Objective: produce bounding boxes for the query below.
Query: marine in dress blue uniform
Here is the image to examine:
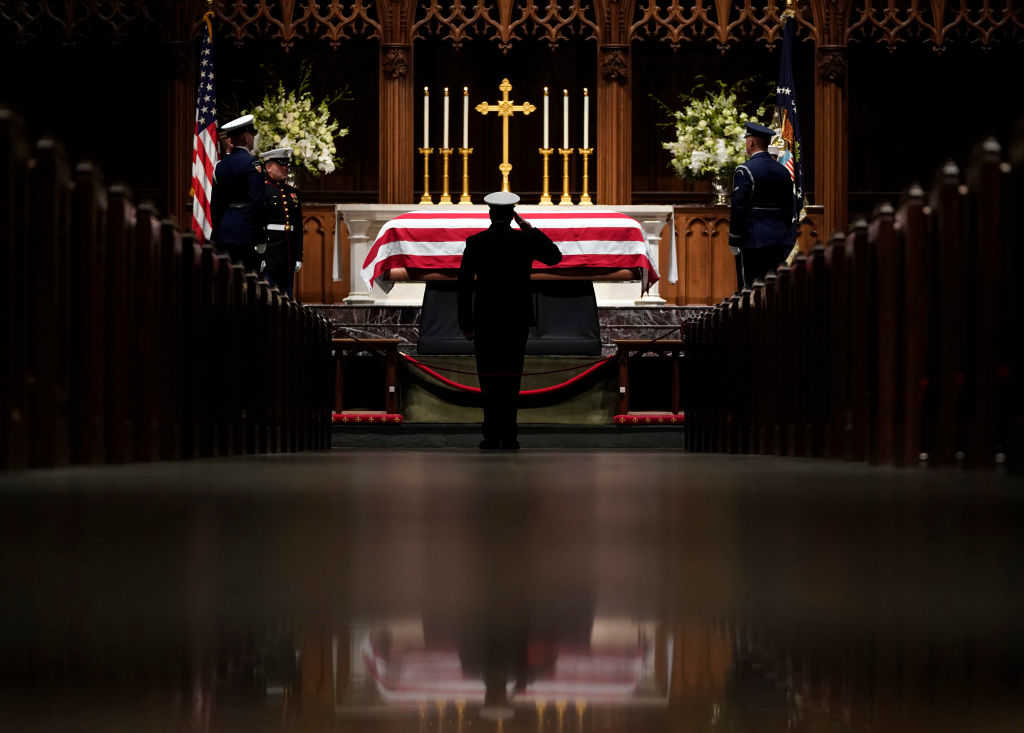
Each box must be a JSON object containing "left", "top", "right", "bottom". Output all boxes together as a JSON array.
[
  {"left": 457, "top": 192, "right": 563, "bottom": 450},
  {"left": 257, "top": 148, "right": 303, "bottom": 298},
  {"left": 728, "top": 121, "right": 796, "bottom": 289},
  {"left": 210, "top": 114, "right": 265, "bottom": 273}
]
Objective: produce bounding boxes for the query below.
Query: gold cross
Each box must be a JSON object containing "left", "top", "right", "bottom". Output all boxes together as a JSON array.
[{"left": 475, "top": 78, "right": 535, "bottom": 193}]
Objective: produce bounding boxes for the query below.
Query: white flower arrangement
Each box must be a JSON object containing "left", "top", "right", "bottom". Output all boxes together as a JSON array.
[
  {"left": 662, "top": 84, "right": 765, "bottom": 181},
  {"left": 251, "top": 78, "right": 348, "bottom": 176}
]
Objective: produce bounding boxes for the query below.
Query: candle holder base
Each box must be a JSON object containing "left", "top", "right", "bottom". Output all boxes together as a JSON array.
[
  {"left": 457, "top": 147, "right": 474, "bottom": 205},
  {"left": 418, "top": 147, "right": 435, "bottom": 205},
  {"left": 557, "top": 147, "right": 575, "bottom": 207},
  {"left": 538, "top": 147, "right": 554, "bottom": 206},
  {"left": 439, "top": 147, "right": 454, "bottom": 204},
  {"left": 578, "top": 147, "right": 594, "bottom": 206}
]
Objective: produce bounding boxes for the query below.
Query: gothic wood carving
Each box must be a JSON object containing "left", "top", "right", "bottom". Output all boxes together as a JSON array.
[
  {"left": 846, "top": 0, "right": 1023, "bottom": 50},
  {"left": 631, "top": 0, "right": 816, "bottom": 51},
  {"left": 5, "top": 2, "right": 1020, "bottom": 50},
  {"left": 816, "top": 44, "right": 847, "bottom": 85},
  {"left": 381, "top": 43, "right": 410, "bottom": 76},
  {"left": 209, "top": 0, "right": 382, "bottom": 48},
  {"left": 411, "top": 0, "right": 598, "bottom": 53},
  {"left": 600, "top": 44, "right": 629, "bottom": 82},
  {"left": 0, "top": 0, "right": 156, "bottom": 43}
]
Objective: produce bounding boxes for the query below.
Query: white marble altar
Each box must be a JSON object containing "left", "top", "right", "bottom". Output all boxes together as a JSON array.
[{"left": 334, "top": 204, "right": 672, "bottom": 307}]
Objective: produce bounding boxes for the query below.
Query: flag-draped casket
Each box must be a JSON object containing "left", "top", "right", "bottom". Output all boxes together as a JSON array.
[{"left": 362, "top": 209, "right": 659, "bottom": 293}]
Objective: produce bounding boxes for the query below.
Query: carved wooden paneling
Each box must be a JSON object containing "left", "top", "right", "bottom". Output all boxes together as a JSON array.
[
  {"left": 666, "top": 204, "right": 824, "bottom": 305},
  {"left": 631, "top": 0, "right": 816, "bottom": 50},
  {"left": 668, "top": 208, "right": 737, "bottom": 305},
  {"left": 846, "top": 0, "right": 1023, "bottom": 49},
  {"left": 411, "top": 0, "right": 598, "bottom": 52},
  {"left": 297, "top": 205, "right": 347, "bottom": 303},
  {"left": 210, "top": 0, "right": 382, "bottom": 48},
  {"left": 5, "top": 1, "right": 1020, "bottom": 49},
  {"left": 0, "top": 0, "right": 157, "bottom": 43}
]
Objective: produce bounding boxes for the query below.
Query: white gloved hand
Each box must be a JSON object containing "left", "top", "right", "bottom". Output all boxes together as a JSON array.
[{"left": 294, "top": 261, "right": 302, "bottom": 273}]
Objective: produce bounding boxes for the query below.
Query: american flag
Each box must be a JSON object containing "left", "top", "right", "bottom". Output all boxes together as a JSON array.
[
  {"left": 362, "top": 209, "right": 658, "bottom": 293},
  {"left": 190, "top": 16, "right": 218, "bottom": 242},
  {"left": 778, "top": 149, "right": 796, "bottom": 179}
]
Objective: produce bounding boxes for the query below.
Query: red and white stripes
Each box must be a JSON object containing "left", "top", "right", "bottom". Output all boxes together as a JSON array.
[
  {"left": 191, "top": 119, "right": 218, "bottom": 242},
  {"left": 361, "top": 209, "right": 657, "bottom": 291}
]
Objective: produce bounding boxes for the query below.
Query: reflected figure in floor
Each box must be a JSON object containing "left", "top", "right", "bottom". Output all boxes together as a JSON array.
[{"left": 458, "top": 192, "right": 563, "bottom": 450}]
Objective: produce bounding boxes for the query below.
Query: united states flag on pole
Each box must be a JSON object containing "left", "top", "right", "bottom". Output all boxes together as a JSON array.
[{"left": 191, "top": 14, "right": 218, "bottom": 242}]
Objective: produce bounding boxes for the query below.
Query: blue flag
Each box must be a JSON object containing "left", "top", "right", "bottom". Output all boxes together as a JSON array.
[{"left": 776, "top": 15, "right": 805, "bottom": 228}]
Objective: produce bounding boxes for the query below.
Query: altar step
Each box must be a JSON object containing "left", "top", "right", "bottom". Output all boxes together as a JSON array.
[{"left": 331, "top": 422, "right": 684, "bottom": 451}]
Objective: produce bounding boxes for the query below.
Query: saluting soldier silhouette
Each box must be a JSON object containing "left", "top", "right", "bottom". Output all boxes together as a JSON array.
[{"left": 458, "top": 192, "right": 563, "bottom": 450}]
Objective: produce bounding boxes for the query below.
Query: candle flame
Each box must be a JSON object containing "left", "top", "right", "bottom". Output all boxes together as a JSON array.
[
  {"left": 444, "top": 87, "right": 449, "bottom": 95},
  {"left": 463, "top": 86, "right": 468, "bottom": 94},
  {"left": 583, "top": 88, "right": 588, "bottom": 96},
  {"left": 424, "top": 87, "right": 429, "bottom": 94},
  {"left": 563, "top": 89, "right": 568, "bottom": 96},
  {"left": 544, "top": 86, "right": 549, "bottom": 94}
]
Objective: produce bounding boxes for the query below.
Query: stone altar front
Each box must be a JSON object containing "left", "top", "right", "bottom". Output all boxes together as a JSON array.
[{"left": 332, "top": 204, "right": 673, "bottom": 307}]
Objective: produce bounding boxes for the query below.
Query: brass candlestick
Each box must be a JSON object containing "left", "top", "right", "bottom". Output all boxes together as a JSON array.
[
  {"left": 578, "top": 147, "right": 593, "bottom": 205},
  {"left": 538, "top": 148, "right": 554, "bottom": 205},
  {"left": 458, "top": 147, "right": 473, "bottom": 205},
  {"left": 558, "top": 148, "right": 575, "bottom": 206},
  {"left": 418, "top": 147, "right": 434, "bottom": 205},
  {"left": 439, "top": 148, "right": 454, "bottom": 204}
]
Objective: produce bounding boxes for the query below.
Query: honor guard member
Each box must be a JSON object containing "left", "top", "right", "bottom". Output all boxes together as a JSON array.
[
  {"left": 210, "top": 114, "right": 264, "bottom": 272},
  {"left": 258, "top": 147, "right": 303, "bottom": 297},
  {"left": 728, "top": 121, "right": 796, "bottom": 289},
  {"left": 457, "top": 192, "right": 563, "bottom": 450}
]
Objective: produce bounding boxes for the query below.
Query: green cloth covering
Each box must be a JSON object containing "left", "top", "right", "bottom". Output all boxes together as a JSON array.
[{"left": 401, "top": 355, "right": 617, "bottom": 425}]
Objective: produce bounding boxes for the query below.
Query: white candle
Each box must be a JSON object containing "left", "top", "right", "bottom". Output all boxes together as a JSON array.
[
  {"left": 462, "top": 87, "right": 469, "bottom": 149},
  {"left": 562, "top": 88, "right": 569, "bottom": 149},
  {"left": 583, "top": 87, "right": 589, "bottom": 149},
  {"left": 443, "top": 87, "right": 449, "bottom": 149},
  {"left": 543, "top": 87, "right": 549, "bottom": 149},
  {"left": 423, "top": 87, "right": 429, "bottom": 149}
]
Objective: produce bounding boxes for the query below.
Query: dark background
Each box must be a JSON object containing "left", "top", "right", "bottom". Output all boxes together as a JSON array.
[{"left": 1, "top": 27, "right": 1020, "bottom": 215}]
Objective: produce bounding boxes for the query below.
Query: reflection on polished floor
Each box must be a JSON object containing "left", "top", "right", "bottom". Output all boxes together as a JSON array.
[{"left": 2, "top": 451, "right": 1022, "bottom": 732}]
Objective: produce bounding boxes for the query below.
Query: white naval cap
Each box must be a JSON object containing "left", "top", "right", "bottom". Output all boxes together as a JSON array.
[
  {"left": 483, "top": 191, "right": 520, "bottom": 206},
  {"left": 260, "top": 147, "right": 292, "bottom": 163},
  {"left": 221, "top": 113, "right": 256, "bottom": 134}
]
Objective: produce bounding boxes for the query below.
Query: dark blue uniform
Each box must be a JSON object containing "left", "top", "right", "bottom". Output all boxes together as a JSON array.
[
  {"left": 259, "top": 175, "right": 303, "bottom": 298},
  {"left": 728, "top": 150, "right": 796, "bottom": 288},
  {"left": 210, "top": 147, "right": 264, "bottom": 271}
]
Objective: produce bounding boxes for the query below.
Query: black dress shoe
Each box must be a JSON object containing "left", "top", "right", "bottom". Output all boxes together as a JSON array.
[
  {"left": 479, "top": 440, "right": 501, "bottom": 450},
  {"left": 500, "top": 440, "right": 520, "bottom": 450}
]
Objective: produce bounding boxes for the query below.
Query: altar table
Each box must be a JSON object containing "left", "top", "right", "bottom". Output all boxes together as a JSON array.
[{"left": 335, "top": 204, "right": 673, "bottom": 307}]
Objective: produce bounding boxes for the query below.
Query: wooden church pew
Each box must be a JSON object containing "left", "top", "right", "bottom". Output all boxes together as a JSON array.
[
  {"left": 70, "top": 161, "right": 108, "bottom": 465},
  {"left": 26, "top": 137, "right": 72, "bottom": 468}
]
